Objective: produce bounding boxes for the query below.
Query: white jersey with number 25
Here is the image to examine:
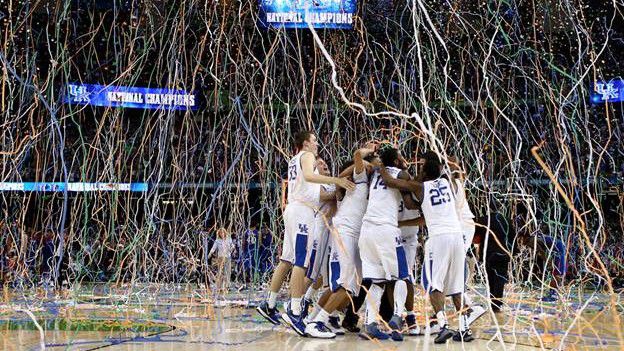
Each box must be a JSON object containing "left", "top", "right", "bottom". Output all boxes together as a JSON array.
[{"left": 421, "top": 177, "right": 462, "bottom": 236}]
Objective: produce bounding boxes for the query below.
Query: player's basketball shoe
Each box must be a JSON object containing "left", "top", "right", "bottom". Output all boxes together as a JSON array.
[
  {"left": 256, "top": 301, "right": 280, "bottom": 325},
  {"left": 434, "top": 325, "right": 455, "bottom": 344},
  {"left": 425, "top": 317, "right": 441, "bottom": 335},
  {"left": 405, "top": 314, "right": 423, "bottom": 335},
  {"left": 453, "top": 328, "right": 475, "bottom": 342},
  {"left": 282, "top": 308, "right": 307, "bottom": 336},
  {"left": 388, "top": 315, "right": 404, "bottom": 341},
  {"left": 327, "top": 316, "right": 346, "bottom": 335},
  {"left": 359, "top": 322, "right": 390, "bottom": 340},
  {"left": 305, "top": 321, "right": 336, "bottom": 339}
]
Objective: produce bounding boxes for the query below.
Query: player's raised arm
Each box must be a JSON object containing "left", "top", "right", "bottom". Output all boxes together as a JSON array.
[
  {"left": 446, "top": 155, "right": 463, "bottom": 194},
  {"left": 354, "top": 147, "right": 375, "bottom": 174},
  {"left": 301, "top": 152, "right": 355, "bottom": 191}
]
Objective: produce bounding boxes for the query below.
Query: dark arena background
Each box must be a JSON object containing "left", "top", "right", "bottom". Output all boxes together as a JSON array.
[{"left": 0, "top": 0, "right": 623, "bottom": 350}]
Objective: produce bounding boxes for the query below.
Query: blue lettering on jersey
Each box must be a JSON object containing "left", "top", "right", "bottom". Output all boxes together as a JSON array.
[
  {"left": 372, "top": 173, "right": 387, "bottom": 190},
  {"left": 429, "top": 184, "right": 451, "bottom": 206},
  {"left": 288, "top": 164, "right": 297, "bottom": 181}
]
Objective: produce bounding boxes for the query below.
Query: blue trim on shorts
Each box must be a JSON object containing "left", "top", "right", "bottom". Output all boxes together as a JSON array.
[
  {"left": 422, "top": 259, "right": 432, "bottom": 292},
  {"left": 330, "top": 261, "right": 341, "bottom": 292},
  {"left": 306, "top": 247, "right": 317, "bottom": 278},
  {"left": 396, "top": 246, "right": 409, "bottom": 280},
  {"left": 294, "top": 233, "right": 308, "bottom": 268}
]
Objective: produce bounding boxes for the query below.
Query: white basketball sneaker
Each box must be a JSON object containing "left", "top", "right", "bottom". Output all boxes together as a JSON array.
[{"left": 305, "top": 321, "right": 337, "bottom": 339}]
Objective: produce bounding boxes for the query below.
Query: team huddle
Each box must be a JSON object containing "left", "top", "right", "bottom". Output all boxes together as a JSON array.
[{"left": 256, "top": 130, "right": 485, "bottom": 343}]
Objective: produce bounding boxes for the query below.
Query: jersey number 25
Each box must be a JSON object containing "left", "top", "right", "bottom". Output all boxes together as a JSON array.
[{"left": 429, "top": 186, "right": 450, "bottom": 206}]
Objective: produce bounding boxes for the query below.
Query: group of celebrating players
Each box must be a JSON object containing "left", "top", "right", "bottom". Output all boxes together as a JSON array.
[{"left": 256, "top": 130, "right": 486, "bottom": 343}]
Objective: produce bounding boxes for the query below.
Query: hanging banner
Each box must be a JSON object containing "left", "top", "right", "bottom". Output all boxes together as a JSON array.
[
  {"left": 0, "top": 182, "right": 148, "bottom": 192},
  {"left": 65, "top": 83, "right": 198, "bottom": 110},
  {"left": 259, "top": 0, "right": 357, "bottom": 29}
]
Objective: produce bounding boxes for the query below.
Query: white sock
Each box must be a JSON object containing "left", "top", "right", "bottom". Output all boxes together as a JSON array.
[
  {"left": 393, "top": 280, "right": 407, "bottom": 316},
  {"left": 268, "top": 291, "right": 278, "bottom": 309},
  {"left": 365, "top": 284, "right": 384, "bottom": 325},
  {"left": 305, "top": 286, "right": 318, "bottom": 301},
  {"left": 406, "top": 310, "right": 415, "bottom": 317},
  {"left": 436, "top": 310, "right": 447, "bottom": 327},
  {"left": 291, "top": 297, "right": 302, "bottom": 316},
  {"left": 313, "top": 308, "right": 330, "bottom": 324},
  {"left": 330, "top": 310, "right": 339, "bottom": 318},
  {"left": 310, "top": 303, "right": 322, "bottom": 319}
]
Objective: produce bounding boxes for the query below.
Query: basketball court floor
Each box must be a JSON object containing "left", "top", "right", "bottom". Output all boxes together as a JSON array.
[{"left": 0, "top": 283, "right": 622, "bottom": 350}]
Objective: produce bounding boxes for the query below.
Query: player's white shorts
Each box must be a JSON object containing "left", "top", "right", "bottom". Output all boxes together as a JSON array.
[
  {"left": 306, "top": 214, "right": 331, "bottom": 281},
  {"left": 421, "top": 233, "right": 465, "bottom": 296},
  {"left": 328, "top": 224, "right": 362, "bottom": 295},
  {"left": 280, "top": 203, "right": 316, "bottom": 268},
  {"left": 462, "top": 220, "right": 476, "bottom": 252},
  {"left": 401, "top": 234, "right": 418, "bottom": 282},
  {"left": 359, "top": 221, "right": 409, "bottom": 282}
]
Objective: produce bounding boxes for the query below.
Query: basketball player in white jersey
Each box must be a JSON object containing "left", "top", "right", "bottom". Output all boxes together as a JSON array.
[
  {"left": 298, "top": 158, "right": 337, "bottom": 336},
  {"left": 359, "top": 146, "right": 413, "bottom": 342},
  {"left": 256, "top": 131, "right": 354, "bottom": 337},
  {"left": 377, "top": 151, "right": 474, "bottom": 343},
  {"left": 303, "top": 158, "right": 336, "bottom": 286},
  {"left": 305, "top": 147, "right": 376, "bottom": 338}
]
